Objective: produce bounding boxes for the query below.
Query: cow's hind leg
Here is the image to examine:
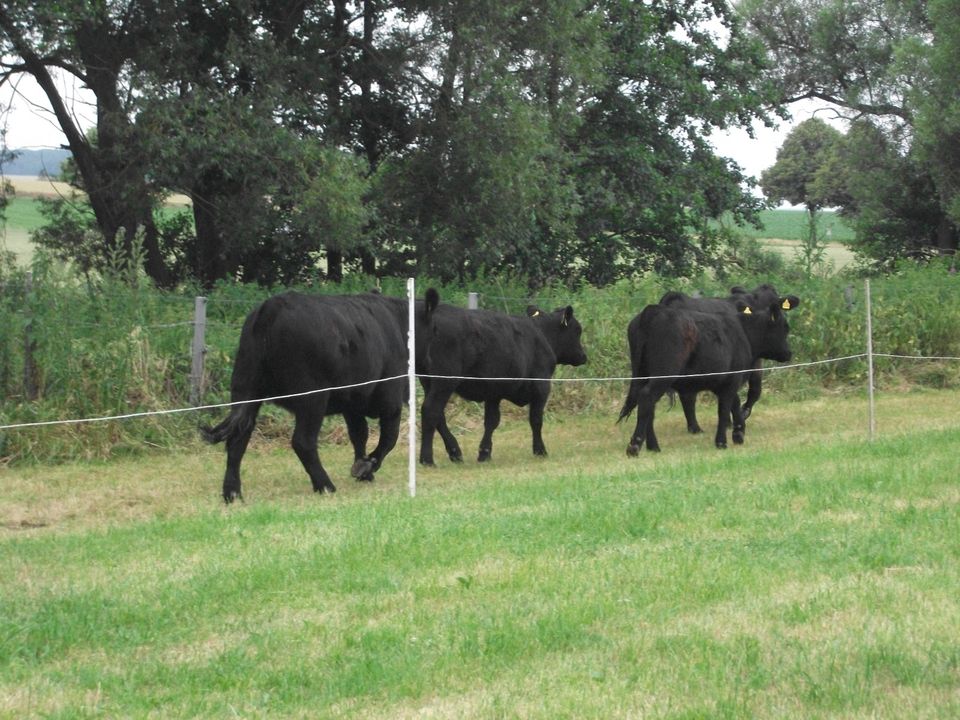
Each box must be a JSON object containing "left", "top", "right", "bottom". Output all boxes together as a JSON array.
[
  {"left": 344, "top": 412, "right": 373, "bottom": 481},
  {"left": 731, "top": 394, "right": 746, "bottom": 445},
  {"left": 291, "top": 403, "right": 336, "bottom": 494},
  {"left": 680, "top": 391, "right": 703, "bottom": 434},
  {"left": 627, "top": 383, "right": 666, "bottom": 456},
  {"left": 420, "top": 382, "right": 458, "bottom": 466},
  {"left": 714, "top": 388, "right": 737, "bottom": 449},
  {"left": 353, "top": 406, "right": 402, "bottom": 480},
  {"left": 436, "top": 413, "right": 463, "bottom": 463},
  {"left": 221, "top": 402, "right": 261, "bottom": 503},
  {"left": 478, "top": 399, "right": 501, "bottom": 462},
  {"left": 529, "top": 387, "right": 550, "bottom": 456}
]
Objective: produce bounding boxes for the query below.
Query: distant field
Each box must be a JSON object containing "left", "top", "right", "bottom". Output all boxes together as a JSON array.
[
  {"left": 742, "top": 208, "right": 856, "bottom": 243},
  {"left": 2, "top": 177, "right": 191, "bottom": 262},
  {"left": 3, "top": 188, "right": 859, "bottom": 270}
]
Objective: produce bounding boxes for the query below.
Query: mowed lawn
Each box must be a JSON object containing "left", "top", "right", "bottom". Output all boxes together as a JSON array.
[{"left": 2, "top": 388, "right": 960, "bottom": 718}]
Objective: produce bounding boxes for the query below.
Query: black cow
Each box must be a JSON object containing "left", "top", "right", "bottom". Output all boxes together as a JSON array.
[
  {"left": 419, "top": 303, "right": 588, "bottom": 465},
  {"left": 659, "top": 284, "right": 799, "bottom": 433},
  {"left": 202, "top": 289, "right": 439, "bottom": 502},
  {"left": 618, "top": 294, "right": 797, "bottom": 454}
]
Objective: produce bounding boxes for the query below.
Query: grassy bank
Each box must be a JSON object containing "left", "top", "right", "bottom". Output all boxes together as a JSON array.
[{"left": 2, "top": 390, "right": 960, "bottom": 718}]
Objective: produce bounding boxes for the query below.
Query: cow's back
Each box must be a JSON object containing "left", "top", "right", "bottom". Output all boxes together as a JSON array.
[
  {"left": 428, "top": 304, "right": 555, "bottom": 401},
  {"left": 239, "top": 292, "right": 406, "bottom": 413},
  {"left": 631, "top": 305, "right": 752, "bottom": 384}
]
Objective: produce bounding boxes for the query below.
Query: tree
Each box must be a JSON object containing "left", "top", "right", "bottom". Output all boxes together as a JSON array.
[
  {"left": 0, "top": 1, "right": 174, "bottom": 285},
  {"left": 741, "top": 0, "right": 959, "bottom": 257},
  {"left": 761, "top": 118, "right": 845, "bottom": 274}
]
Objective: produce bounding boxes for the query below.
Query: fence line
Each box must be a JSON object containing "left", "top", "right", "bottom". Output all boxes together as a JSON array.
[{"left": 1, "top": 352, "right": 956, "bottom": 432}]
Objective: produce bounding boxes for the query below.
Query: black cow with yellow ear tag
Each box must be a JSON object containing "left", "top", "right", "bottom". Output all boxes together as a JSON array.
[
  {"left": 658, "top": 285, "right": 800, "bottom": 433},
  {"left": 419, "top": 301, "right": 587, "bottom": 466},
  {"left": 619, "top": 290, "right": 796, "bottom": 455}
]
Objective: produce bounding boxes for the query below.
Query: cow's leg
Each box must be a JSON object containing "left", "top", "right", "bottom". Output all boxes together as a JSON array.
[
  {"left": 714, "top": 388, "right": 736, "bottom": 449},
  {"left": 680, "top": 391, "right": 703, "bottom": 434},
  {"left": 420, "top": 383, "right": 458, "bottom": 466},
  {"left": 344, "top": 412, "right": 372, "bottom": 480},
  {"left": 353, "top": 405, "right": 402, "bottom": 481},
  {"left": 731, "top": 393, "right": 746, "bottom": 445},
  {"left": 644, "top": 402, "right": 661, "bottom": 452},
  {"left": 291, "top": 402, "right": 336, "bottom": 494},
  {"left": 436, "top": 412, "right": 463, "bottom": 462},
  {"left": 529, "top": 389, "right": 549, "bottom": 456},
  {"left": 628, "top": 383, "right": 665, "bottom": 456},
  {"left": 478, "top": 399, "right": 502, "bottom": 462},
  {"left": 742, "top": 362, "right": 762, "bottom": 421},
  {"left": 221, "top": 402, "right": 262, "bottom": 503}
]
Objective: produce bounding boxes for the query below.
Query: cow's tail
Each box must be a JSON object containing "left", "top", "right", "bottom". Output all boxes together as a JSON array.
[
  {"left": 200, "top": 403, "right": 258, "bottom": 445},
  {"left": 200, "top": 301, "right": 268, "bottom": 445},
  {"left": 618, "top": 380, "right": 641, "bottom": 423},
  {"left": 617, "top": 317, "right": 646, "bottom": 423}
]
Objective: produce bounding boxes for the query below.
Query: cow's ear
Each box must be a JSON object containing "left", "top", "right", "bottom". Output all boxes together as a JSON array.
[
  {"left": 425, "top": 288, "right": 440, "bottom": 314},
  {"left": 780, "top": 295, "right": 800, "bottom": 310},
  {"left": 562, "top": 305, "right": 574, "bottom": 327},
  {"left": 527, "top": 305, "right": 541, "bottom": 317},
  {"left": 730, "top": 285, "right": 747, "bottom": 295}
]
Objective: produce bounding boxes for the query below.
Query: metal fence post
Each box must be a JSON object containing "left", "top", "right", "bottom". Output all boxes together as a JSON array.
[
  {"left": 468, "top": 291, "right": 478, "bottom": 310},
  {"left": 190, "top": 296, "right": 207, "bottom": 405}
]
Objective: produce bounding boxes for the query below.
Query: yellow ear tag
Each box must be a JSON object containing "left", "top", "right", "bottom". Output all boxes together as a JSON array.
[
  {"left": 532, "top": 310, "right": 540, "bottom": 316},
  {"left": 781, "top": 299, "right": 791, "bottom": 309},
  {"left": 743, "top": 306, "right": 752, "bottom": 315}
]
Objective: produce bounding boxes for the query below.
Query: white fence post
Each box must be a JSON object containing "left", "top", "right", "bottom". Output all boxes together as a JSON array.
[
  {"left": 468, "top": 291, "right": 479, "bottom": 310},
  {"left": 189, "top": 296, "right": 207, "bottom": 406},
  {"left": 407, "top": 278, "right": 417, "bottom": 497},
  {"left": 865, "top": 279, "right": 876, "bottom": 440}
]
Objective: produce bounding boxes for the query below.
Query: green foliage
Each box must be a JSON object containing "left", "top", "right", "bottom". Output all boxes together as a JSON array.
[
  {"left": 3, "top": 0, "right": 779, "bottom": 288},
  {"left": 834, "top": 120, "right": 947, "bottom": 267},
  {"left": 744, "top": 0, "right": 959, "bottom": 259}
]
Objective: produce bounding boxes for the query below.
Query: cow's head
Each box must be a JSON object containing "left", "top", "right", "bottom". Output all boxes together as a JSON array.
[
  {"left": 736, "top": 297, "right": 797, "bottom": 363},
  {"left": 527, "top": 305, "right": 588, "bottom": 367}
]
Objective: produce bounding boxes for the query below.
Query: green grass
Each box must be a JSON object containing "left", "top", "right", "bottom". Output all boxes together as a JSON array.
[
  {"left": 2, "top": 389, "right": 959, "bottom": 718},
  {"left": 1, "top": 197, "right": 46, "bottom": 261},
  {"left": 738, "top": 209, "right": 856, "bottom": 244}
]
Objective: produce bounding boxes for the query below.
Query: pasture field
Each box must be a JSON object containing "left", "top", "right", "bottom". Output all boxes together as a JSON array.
[
  {"left": 2, "top": 389, "right": 960, "bottom": 718},
  {"left": 743, "top": 209, "right": 856, "bottom": 244}
]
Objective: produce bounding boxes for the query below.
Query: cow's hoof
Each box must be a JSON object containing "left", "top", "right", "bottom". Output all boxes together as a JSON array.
[
  {"left": 647, "top": 445, "right": 661, "bottom": 453},
  {"left": 741, "top": 406, "right": 753, "bottom": 421},
  {"left": 448, "top": 452, "right": 463, "bottom": 463},
  {"left": 222, "top": 490, "right": 242, "bottom": 504},
  {"left": 313, "top": 482, "right": 337, "bottom": 494},
  {"left": 716, "top": 441, "right": 728, "bottom": 449},
  {"left": 687, "top": 426, "right": 703, "bottom": 435},
  {"left": 419, "top": 458, "right": 436, "bottom": 467},
  {"left": 732, "top": 430, "right": 744, "bottom": 445},
  {"left": 477, "top": 449, "right": 492, "bottom": 462},
  {"left": 351, "top": 458, "right": 376, "bottom": 481},
  {"left": 626, "top": 443, "right": 640, "bottom": 457},
  {"left": 533, "top": 448, "right": 547, "bottom": 457}
]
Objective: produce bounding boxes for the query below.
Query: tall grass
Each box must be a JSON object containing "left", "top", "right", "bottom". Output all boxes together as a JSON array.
[
  {"left": 1, "top": 258, "right": 959, "bottom": 463},
  {"left": 2, "top": 393, "right": 959, "bottom": 718}
]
